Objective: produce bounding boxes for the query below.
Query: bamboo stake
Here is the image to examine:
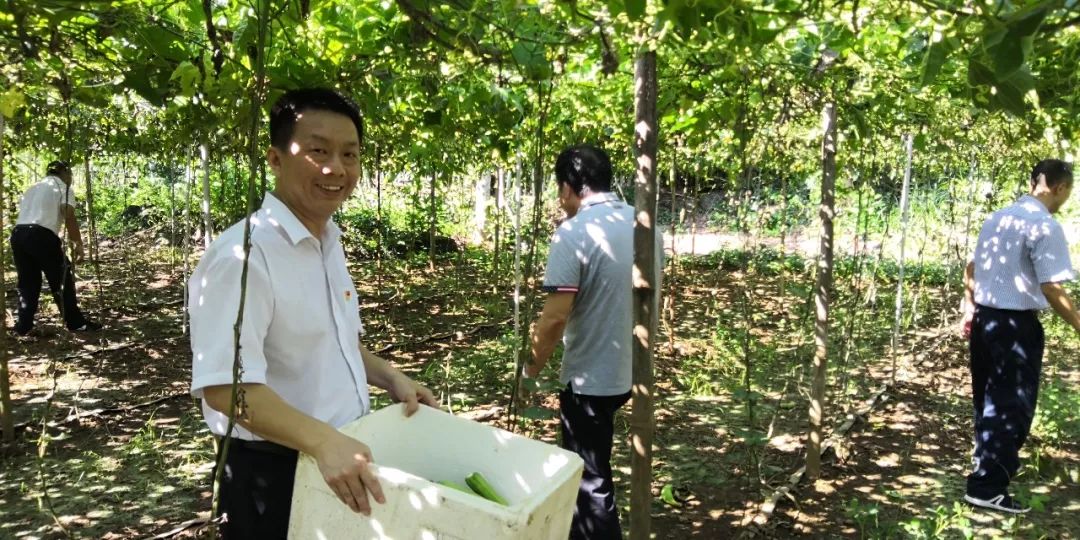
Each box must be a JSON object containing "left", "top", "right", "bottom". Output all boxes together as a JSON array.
[
  {"left": 200, "top": 144, "right": 214, "bottom": 247},
  {"left": 429, "top": 172, "right": 436, "bottom": 271},
  {"left": 184, "top": 147, "right": 194, "bottom": 334},
  {"left": 890, "top": 134, "right": 914, "bottom": 384},
  {"left": 493, "top": 167, "right": 503, "bottom": 284},
  {"left": 84, "top": 152, "right": 103, "bottom": 314},
  {"left": 83, "top": 156, "right": 98, "bottom": 265},
  {"left": 505, "top": 160, "right": 524, "bottom": 430}
]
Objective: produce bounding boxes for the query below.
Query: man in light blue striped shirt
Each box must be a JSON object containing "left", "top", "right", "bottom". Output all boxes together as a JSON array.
[{"left": 961, "top": 159, "right": 1080, "bottom": 513}]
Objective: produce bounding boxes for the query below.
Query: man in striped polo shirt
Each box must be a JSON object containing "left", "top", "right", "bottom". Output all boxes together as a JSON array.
[
  {"left": 525, "top": 144, "right": 661, "bottom": 540},
  {"left": 961, "top": 159, "right": 1080, "bottom": 513}
]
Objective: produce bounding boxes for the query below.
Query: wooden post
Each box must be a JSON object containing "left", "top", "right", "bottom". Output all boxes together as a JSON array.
[
  {"left": 630, "top": 49, "right": 659, "bottom": 540},
  {"left": 806, "top": 100, "right": 837, "bottom": 479}
]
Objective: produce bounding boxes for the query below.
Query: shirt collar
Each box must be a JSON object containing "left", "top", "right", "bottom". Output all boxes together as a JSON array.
[
  {"left": 1018, "top": 194, "right": 1049, "bottom": 215},
  {"left": 260, "top": 192, "right": 341, "bottom": 246},
  {"left": 580, "top": 191, "right": 620, "bottom": 209}
]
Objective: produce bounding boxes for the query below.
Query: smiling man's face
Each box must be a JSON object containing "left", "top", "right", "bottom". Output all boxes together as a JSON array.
[{"left": 267, "top": 108, "right": 360, "bottom": 233}]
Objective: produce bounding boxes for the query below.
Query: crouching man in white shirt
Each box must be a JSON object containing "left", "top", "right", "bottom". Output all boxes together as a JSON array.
[{"left": 189, "top": 88, "right": 436, "bottom": 539}]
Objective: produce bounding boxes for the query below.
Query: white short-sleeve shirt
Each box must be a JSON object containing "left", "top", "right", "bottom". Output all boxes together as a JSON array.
[
  {"left": 189, "top": 193, "right": 370, "bottom": 440},
  {"left": 16, "top": 176, "right": 73, "bottom": 236},
  {"left": 973, "top": 194, "right": 1076, "bottom": 310}
]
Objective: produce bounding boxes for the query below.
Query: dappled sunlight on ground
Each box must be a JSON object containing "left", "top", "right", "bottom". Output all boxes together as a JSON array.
[{"left": 2, "top": 240, "right": 1076, "bottom": 538}]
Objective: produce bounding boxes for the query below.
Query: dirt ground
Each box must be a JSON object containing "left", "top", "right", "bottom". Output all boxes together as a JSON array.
[{"left": 0, "top": 235, "right": 1077, "bottom": 539}]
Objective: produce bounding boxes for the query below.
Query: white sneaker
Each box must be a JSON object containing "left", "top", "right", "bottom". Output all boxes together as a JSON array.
[{"left": 963, "top": 493, "right": 1031, "bottom": 514}]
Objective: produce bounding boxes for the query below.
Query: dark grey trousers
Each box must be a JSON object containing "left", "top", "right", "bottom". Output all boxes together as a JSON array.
[
  {"left": 559, "top": 385, "right": 631, "bottom": 540},
  {"left": 11, "top": 224, "right": 87, "bottom": 332},
  {"left": 967, "top": 304, "right": 1043, "bottom": 498}
]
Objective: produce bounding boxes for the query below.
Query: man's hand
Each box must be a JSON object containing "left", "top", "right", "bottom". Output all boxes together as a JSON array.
[
  {"left": 522, "top": 361, "right": 540, "bottom": 379},
  {"left": 311, "top": 431, "right": 385, "bottom": 515},
  {"left": 1041, "top": 281, "right": 1080, "bottom": 334},
  {"left": 960, "top": 301, "right": 974, "bottom": 339},
  {"left": 516, "top": 366, "right": 539, "bottom": 408},
  {"left": 71, "top": 241, "right": 85, "bottom": 264},
  {"left": 962, "top": 261, "right": 975, "bottom": 338},
  {"left": 386, "top": 373, "right": 437, "bottom": 416}
]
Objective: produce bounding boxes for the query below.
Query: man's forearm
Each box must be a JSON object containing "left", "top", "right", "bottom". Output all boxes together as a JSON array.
[
  {"left": 359, "top": 344, "right": 404, "bottom": 390},
  {"left": 963, "top": 261, "right": 975, "bottom": 309},
  {"left": 65, "top": 211, "right": 83, "bottom": 246},
  {"left": 1042, "top": 282, "right": 1080, "bottom": 332},
  {"left": 204, "top": 383, "right": 338, "bottom": 455},
  {"left": 529, "top": 316, "right": 566, "bottom": 374},
  {"left": 527, "top": 292, "right": 574, "bottom": 376}
]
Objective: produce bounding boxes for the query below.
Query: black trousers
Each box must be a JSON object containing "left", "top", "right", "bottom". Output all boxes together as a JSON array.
[
  {"left": 215, "top": 439, "right": 299, "bottom": 540},
  {"left": 967, "top": 304, "right": 1043, "bottom": 498},
  {"left": 559, "top": 385, "right": 631, "bottom": 540},
  {"left": 10, "top": 224, "right": 86, "bottom": 332}
]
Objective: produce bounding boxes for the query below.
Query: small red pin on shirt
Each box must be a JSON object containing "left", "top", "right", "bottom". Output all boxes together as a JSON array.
[{"left": 345, "top": 290, "right": 352, "bottom": 301}]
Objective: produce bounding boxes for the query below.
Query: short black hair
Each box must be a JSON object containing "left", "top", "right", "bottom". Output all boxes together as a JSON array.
[
  {"left": 46, "top": 160, "right": 71, "bottom": 176},
  {"left": 1031, "top": 159, "right": 1073, "bottom": 189},
  {"left": 554, "top": 144, "right": 613, "bottom": 195},
  {"left": 269, "top": 88, "right": 363, "bottom": 150}
]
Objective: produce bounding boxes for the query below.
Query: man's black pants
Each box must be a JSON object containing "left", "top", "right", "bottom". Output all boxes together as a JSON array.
[
  {"left": 559, "top": 385, "right": 631, "bottom": 540},
  {"left": 10, "top": 224, "right": 86, "bottom": 332},
  {"left": 967, "top": 304, "right": 1043, "bottom": 498},
  {"left": 215, "top": 438, "right": 299, "bottom": 539}
]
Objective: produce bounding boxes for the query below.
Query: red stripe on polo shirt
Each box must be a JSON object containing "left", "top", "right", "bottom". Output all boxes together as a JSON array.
[{"left": 542, "top": 285, "right": 579, "bottom": 293}]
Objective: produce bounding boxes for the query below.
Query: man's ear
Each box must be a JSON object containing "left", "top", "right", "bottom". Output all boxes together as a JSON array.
[
  {"left": 1035, "top": 173, "right": 1046, "bottom": 189},
  {"left": 266, "top": 145, "right": 281, "bottom": 175}
]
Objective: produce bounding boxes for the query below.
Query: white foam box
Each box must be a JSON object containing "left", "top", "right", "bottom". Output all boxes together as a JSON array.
[{"left": 288, "top": 404, "right": 584, "bottom": 540}]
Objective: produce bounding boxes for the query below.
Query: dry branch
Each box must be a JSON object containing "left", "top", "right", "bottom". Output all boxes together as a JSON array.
[
  {"left": 10, "top": 336, "right": 182, "bottom": 365},
  {"left": 151, "top": 515, "right": 221, "bottom": 539},
  {"left": 739, "top": 384, "right": 890, "bottom": 536},
  {"left": 15, "top": 392, "right": 188, "bottom": 432},
  {"left": 457, "top": 405, "right": 504, "bottom": 422},
  {"left": 373, "top": 318, "right": 510, "bottom": 354}
]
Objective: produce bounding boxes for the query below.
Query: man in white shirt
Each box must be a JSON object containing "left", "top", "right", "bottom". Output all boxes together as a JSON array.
[
  {"left": 189, "top": 88, "right": 437, "bottom": 539},
  {"left": 961, "top": 159, "right": 1080, "bottom": 513},
  {"left": 11, "top": 160, "right": 100, "bottom": 335}
]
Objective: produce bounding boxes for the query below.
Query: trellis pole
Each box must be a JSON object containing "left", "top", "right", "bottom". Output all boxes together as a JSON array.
[
  {"left": 200, "top": 143, "right": 214, "bottom": 247},
  {"left": 212, "top": 0, "right": 270, "bottom": 522},
  {"left": 629, "top": 48, "right": 659, "bottom": 540},
  {"left": 806, "top": 99, "right": 837, "bottom": 479},
  {"left": 0, "top": 114, "right": 12, "bottom": 443},
  {"left": 890, "top": 133, "right": 914, "bottom": 383}
]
